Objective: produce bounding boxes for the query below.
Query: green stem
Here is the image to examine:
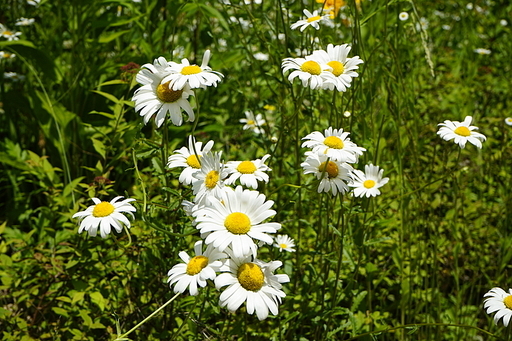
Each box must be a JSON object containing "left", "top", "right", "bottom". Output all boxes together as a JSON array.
[{"left": 115, "top": 293, "right": 180, "bottom": 340}]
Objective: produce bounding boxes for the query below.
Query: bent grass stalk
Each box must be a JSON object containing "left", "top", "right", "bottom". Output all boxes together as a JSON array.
[{"left": 115, "top": 293, "right": 180, "bottom": 341}]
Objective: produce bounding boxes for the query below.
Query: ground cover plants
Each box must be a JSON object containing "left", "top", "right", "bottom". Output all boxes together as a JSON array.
[{"left": 1, "top": 0, "right": 512, "bottom": 340}]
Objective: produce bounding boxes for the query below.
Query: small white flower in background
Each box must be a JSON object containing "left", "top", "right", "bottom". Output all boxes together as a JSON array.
[
  {"left": 27, "top": 0, "right": 41, "bottom": 6},
  {"left": 474, "top": 48, "right": 491, "bottom": 55},
  {"left": 344, "top": 111, "right": 351, "bottom": 117},
  {"left": 302, "top": 127, "right": 366, "bottom": 163},
  {"left": 311, "top": 44, "right": 364, "bottom": 92},
  {"left": 349, "top": 164, "right": 389, "bottom": 198},
  {"left": 224, "top": 154, "right": 271, "bottom": 189},
  {"left": 0, "top": 51, "right": 16, "bottom": 60},
  {"left": 442, "top": 25, "right": 451, "bottom": 30},
  {"left": 3, "top": 72, "right": 25, "bottom": 82},
  {"left": 290, "top": 9, "right": 329, "bottom": 32},
  {"left": 484, "top": 287, "right": 512, "bottom": 327},
  {"left": 192, "top": 151, "right": 229, "bottom": 206},
  {"left": 195, "top": 186, "right": 281, "bottom": 258},
  {"left": 274, "top": 235, "right": 296, "bottom": 252},
  {"left": 504, "top": 118, "right": 512, "bottom": 126},
  {"left": 0, "top": 24, "right": 22, "bottom": 41},
  {"left": 15, "top": 17, "right": 35, "bottom": 26},
  {"left": 500, "top": 20, "right": 508, "bottom": 27},
  {"left": 253, "top": 52, "right": 269, "bottom": 61},
  {"left": 133, "top": 56, "right": 196, "bottom": 127},
  {"left": 399, "top": 12, "right": 409, "bottom": 21},
  {"left": 244, "top": 0, "right": 262, "bottom": 4},
  {"left": 164, "top": 50, "right": 223, "bottom": 91},
  {"left": 240, "top": 110, "right": 266, "bottom": 134},
  {"left": 167, "top": 136, "right": 215, "bottom": 185},
  {"left": 466, "top": 3, "right": 473, "bottom": 10},
  {"left": 215, "top": 252, "right": 289, "bottom": 320},
  {"left": 167, "top": 241, "right": 226, "bottom": 296},
  {"left": 281, "top": 56, "right": 336, "bottom": 90},
  {"left": 72, "top": 196, "right": 136, "bottom": 238},
  {"left": 301, "top": 152, "right": 353, "bottom": 196},
  {"left": 437, "top": 116, "right": 486, "bottom": 149}
]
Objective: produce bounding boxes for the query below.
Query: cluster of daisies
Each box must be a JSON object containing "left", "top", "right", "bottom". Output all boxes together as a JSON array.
[
  {"left": 132, "top": 50, "right": 223, "bottom": 127},
  {"left": 301, "top": 127, "right": 389, "bottom": 197},
  {"left": 282, "top": 43, "right": 363, "bottom": 92},
  {"left": 165, "top": 135, "right": 295, "bottom": 320}
]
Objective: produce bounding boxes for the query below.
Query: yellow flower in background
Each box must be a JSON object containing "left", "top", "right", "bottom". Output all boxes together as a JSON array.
[{"left": 317, "top": 0, "right": 346, "bottom": 18}]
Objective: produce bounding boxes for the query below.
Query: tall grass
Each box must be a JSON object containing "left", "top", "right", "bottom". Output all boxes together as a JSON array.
[{"left": 1, "top": 0, "right": 512, "bottom": 340}]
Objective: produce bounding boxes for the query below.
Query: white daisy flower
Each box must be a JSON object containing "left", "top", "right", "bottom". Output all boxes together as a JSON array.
[
  {"left": 167, "top": 136, "right": 215, "bottom": 185},
  {"left": 15, "top": 17, "right": 35, "bottom": 26},
  {"left": 3, "top": 72, "right": 25, "bottom": 82},
  {"left": 437, "top": 116, "right": 486, "bottom": 149},
  {"left": 215, "top": 253, "right": 289, "bottom": 320},
  {"left": 240, "top": 110, "right": 266, "bottom": 134},
  {"left": 505, "top": 118, "right": 512, "bottom": 126},
  {"left": 290, "top": 9, "right": 329, "bottom": 32},
  {"left": 484, "top": 287, "right": 512, "bottom": 327},
  {"left": 133, "top": 56, "right": 195, "bottom": 127},
  {"left": 349, "top": 164, "right": 389, "bottom": 198},
  {"left": 224, "top": 154, "right": 271, "bottom": 189},
  {"left": 192, "top": 151, "right": 229, "bottom": 206},
  {"left": 167, "top": 241, "right": 226, "bottom": 296},
  {"left": 474, "top": 48, "right": 491, "bottom": 55},
  {"left": 301, "top": 152, "right": 353, "bottom": 196},
  {"left": 302, "top": 127, "right": 366, "bottom": 163},
  {"left": 0, "top": 51, "right": 16, "bottom": 60},
  {"left": 274, "top": 235, "right": 296, "bottom": 252},
  {"left": 163, "top": 50, "right": 223, "bottom": 90},
  {"left": 72, "top": 196, "right": 136, "bottom": 238},
  {"left": 311, "top": 44, "right": 364, "bottom": 92},
  {"left": 253, "top": 52, "right": 269, "bottom": 61},
  {"left": 399, "top": 12, "right": 409, "bottom": 21},
  {"left": 195, "top": 186, "right": 281, "bottom": 258},
  {"left": 281, "top": 56, "right": 336, "bottom": 90},
  {"left": 0, "top": 24, "right": 22, "bottom": 41}
]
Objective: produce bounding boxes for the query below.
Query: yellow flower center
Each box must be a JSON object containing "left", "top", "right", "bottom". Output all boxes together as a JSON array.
[
  {"left": 205, "top": 170, "right": 219, "bottom": 189},
  {"left": 504, "top": 295, "right": 512, "bottom": 309},
  {"left": 364, "top": 179, "right": 376, "bottom": 189},
  {"left": 237, "top": 262, "right": 264, "bottom": 291},
  {"left": 264, "top": 104, "right": 276, "bottom": 111},
  {"left": 307, "top": 15, "right": 322, "bottom": 23},
  {"left": 454, "top": 126, "right": 471, "bottom": 137},
  {"left": 186, "top": 255, "right": 209, "bottom": 275},
  {"left": 247, "top": 119, "right": 255, "bottom": 125},
  {"left": 156, "top": 81, "right": 183, "bottom": 103},
  {"left": 279, "top": 243, "right": 288, "bottom": 249},
  {"left": 319, "top": 161, "right": 339, "bottom": 178},
  {"left": 300, "top": 60, "right": 322, "bottom": 75},
  {"left": 3, "top": 31, "right": 13, "bottom": 36},
  {"left": 327, "top": 61, "right": 345, "bottom": 77},
  {"left": 237, "top": 161, "right": 257, "bottom": 174},
  {"left": 92, "top": 202, "right": 115, "bottom": 217},
  {"left": 181, "top": 65, "right": 202, "bottom": 75},
  {"left": 324, "top": 136, "right": 344, "bottom": 149},
  {"left": 224, "top": 212, "right": 251, "bottom": 234},
  {"left": 186, "top": 154, "right": 201, "bottom": 169}
]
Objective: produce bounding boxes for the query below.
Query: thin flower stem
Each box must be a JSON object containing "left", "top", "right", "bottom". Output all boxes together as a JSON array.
[{"left": 115, "top": 293, "right": 180, "bottom": 341}]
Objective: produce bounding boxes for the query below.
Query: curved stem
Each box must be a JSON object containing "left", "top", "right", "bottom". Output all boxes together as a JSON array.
[{"left": 115, "top": 293, "right": 180, "bottom": 341}]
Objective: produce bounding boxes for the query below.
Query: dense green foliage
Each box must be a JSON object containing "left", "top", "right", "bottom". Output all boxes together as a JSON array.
[{"left": 2, "top": 0, "right": 512, "bottom": 340}]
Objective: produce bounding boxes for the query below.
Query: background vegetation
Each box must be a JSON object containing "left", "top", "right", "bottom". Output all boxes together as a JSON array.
[{"left": 1, "top": 0, "right": 512, "bottom": 340}]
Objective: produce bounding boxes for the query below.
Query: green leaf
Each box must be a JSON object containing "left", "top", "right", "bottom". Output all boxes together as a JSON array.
[
  {"left": 89, "top": 291, "right": 106, "bottom": 311},
  {"left": 51, "top": 307, "right": 69, "bottom": 317},
  {"left": 91, "top": 138, "right": 106, "bottom": 160},
  {"left": 98, "top": 29, "right": 131, "bottom": 43}
]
